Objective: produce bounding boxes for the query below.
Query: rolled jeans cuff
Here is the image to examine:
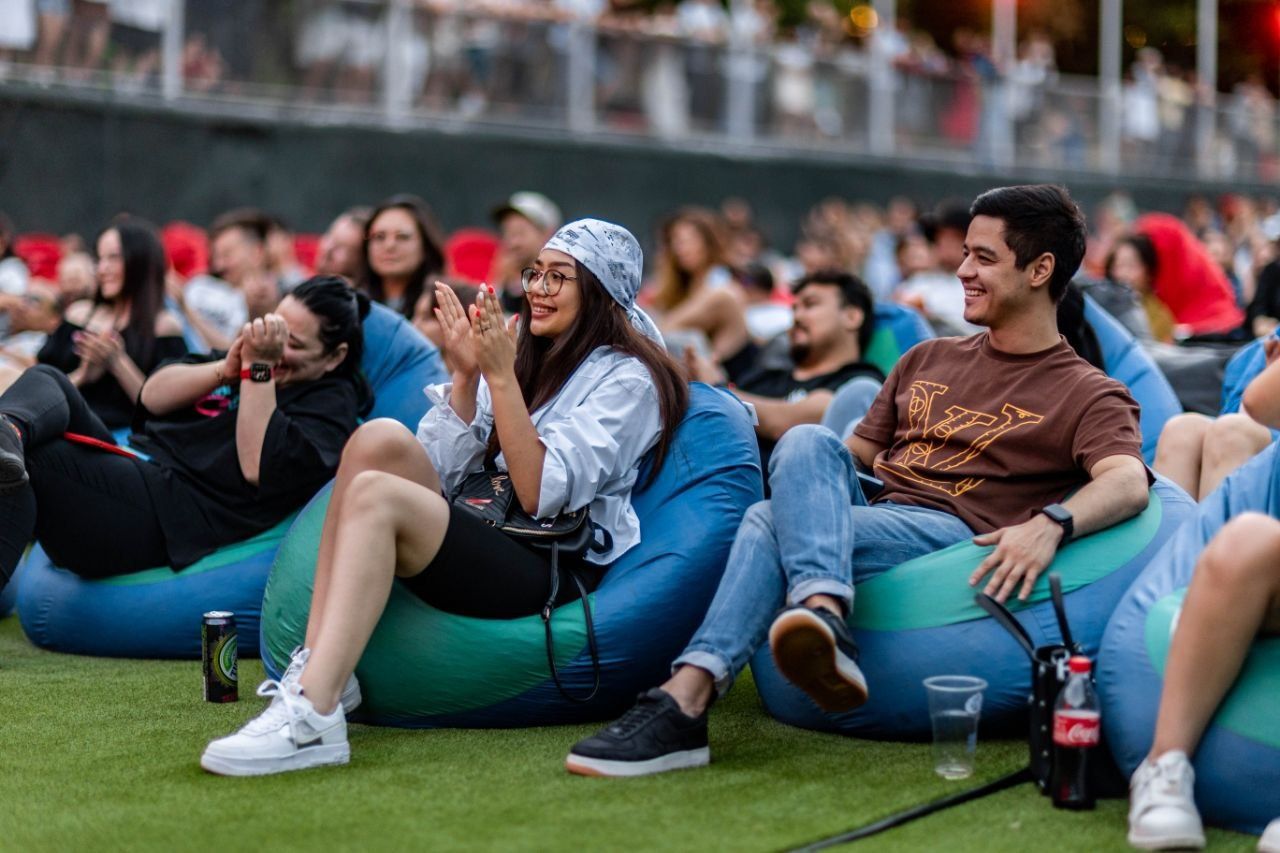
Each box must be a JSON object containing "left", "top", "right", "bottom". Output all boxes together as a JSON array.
[
  {"left": 787, "top": 578, "right": 854, "bottom": 610},
  {"left": 672, "top": 649, "right": 735, "bottom": 697}
]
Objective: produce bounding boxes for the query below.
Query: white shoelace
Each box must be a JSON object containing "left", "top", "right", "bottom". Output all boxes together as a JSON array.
[{"left": 239, "top": 680, "right": 311, "bottom": 738}]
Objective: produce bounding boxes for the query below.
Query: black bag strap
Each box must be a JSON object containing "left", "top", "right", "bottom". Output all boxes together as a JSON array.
[
  {"left": 974, "top": 592, "right": 1035, "bottom": 661},
  {"left": 540, "top": 541, "right": 601, "bottom": 704}
]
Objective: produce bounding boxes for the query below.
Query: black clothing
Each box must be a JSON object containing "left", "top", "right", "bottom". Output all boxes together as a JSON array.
[
  {"left": 131, "top": 353, "right": 360, "bottom": 568},
  {"left": 400, "top": 504, "right": 597, "bottom": 619},
  {"left": 0, "top": 365, "right": 169, "bottom": 588},
  {"left": 737, "top": 359, "right": 885, "bottom": 476},
  {"left": 37, "top": 320, "right": 187, "bottom": 430},
  {"left": 0, "top": 358, "right": 359, "bottom": 590},
  {"left": 736, "top": 359, "right": 883, "bottom": 402},
  {"left": 1248, "top": 259, "right": 1280, "bottom": 331}
]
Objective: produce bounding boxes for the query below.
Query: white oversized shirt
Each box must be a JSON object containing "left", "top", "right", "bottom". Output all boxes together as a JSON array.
[{"left": 417, "top": 347, "right": 662, "bottom": 565}]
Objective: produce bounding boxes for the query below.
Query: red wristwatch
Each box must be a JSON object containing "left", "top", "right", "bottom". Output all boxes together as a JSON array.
[{"left": 240, "top": 363, "right": 276, "bottom": 383}]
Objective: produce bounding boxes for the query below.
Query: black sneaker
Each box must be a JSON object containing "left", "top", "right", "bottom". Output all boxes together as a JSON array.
[
  {"left": 565, "top": 688, "right": 709, "bottom": 777},
  {"left": 0, "top": 417, "right": 27, "bottom": 494},
  {"left": 768, "top": 605, "right": 869, "bottom": 712}
]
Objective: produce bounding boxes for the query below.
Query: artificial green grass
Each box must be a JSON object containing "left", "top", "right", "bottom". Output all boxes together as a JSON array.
[{"left": 0, "top": 617, "right": 1256, "bottom": 852}]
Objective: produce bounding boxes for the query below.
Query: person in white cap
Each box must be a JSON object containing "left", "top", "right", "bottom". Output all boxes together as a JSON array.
[
  {"left": 491, "top": 191, "right": 563, "bottom": 313},
  {"left": 201, "top": 218, "right": 689, "bottom": 777}
]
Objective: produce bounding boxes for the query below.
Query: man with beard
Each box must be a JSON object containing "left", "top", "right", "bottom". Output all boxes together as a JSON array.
[{"left": 686, "top": 270, "right": 883, "bottom": 473}]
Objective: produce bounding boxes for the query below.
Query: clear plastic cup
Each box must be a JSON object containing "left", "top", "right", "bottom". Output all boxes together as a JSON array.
[{"left": 923, "top": 675, "right": 988, "bottom": 780}]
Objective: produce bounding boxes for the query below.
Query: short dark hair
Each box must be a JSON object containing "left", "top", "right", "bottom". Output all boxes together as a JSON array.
[
  {"left": 210, "top": 208, "right": 270, "bottom": 244},
  {"left": 969, "top": 184, "right": 1087, "bottom": 303},
  {"left": 919, "top": 202, "right": 972, "bottom": 244},
  {"left": 792, "top": 270, "right": 876, "bottom": 355}
]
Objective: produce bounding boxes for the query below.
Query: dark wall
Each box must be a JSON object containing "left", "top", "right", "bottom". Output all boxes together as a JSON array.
[{"left": 0, "top": 87, "right": 1269, "bottom": 252}]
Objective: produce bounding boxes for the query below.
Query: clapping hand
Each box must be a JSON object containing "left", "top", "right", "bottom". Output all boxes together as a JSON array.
[
  {"left": 432, "top": 281, "right": 480, "bottom": 378},
  {"left": 73, "top": 328, "right": 124, "bottom": 380},
  {"left": 472, "top": 285, "right": 518, "bottom": 382}
]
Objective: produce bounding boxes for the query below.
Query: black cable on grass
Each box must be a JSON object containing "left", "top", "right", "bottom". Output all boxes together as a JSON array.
[{"left": 786, "top": 766, "right": 1034, "bottom": 851}]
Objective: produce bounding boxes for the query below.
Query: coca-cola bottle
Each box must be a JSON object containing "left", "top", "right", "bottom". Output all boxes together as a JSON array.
[{"left": 1050, "top": 655, "right": 1100, "bottom": 810}]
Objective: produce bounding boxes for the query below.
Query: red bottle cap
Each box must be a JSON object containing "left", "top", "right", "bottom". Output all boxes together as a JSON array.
[{"left": 1068, "top": 655, "right": 1092, "bottom": 674}]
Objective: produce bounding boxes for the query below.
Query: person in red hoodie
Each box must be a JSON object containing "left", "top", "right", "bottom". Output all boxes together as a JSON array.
[{"left": 1133, "top": 213, "right": 1245, "bottom": 342}]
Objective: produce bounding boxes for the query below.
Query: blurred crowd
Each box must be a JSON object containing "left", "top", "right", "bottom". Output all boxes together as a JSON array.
[
  {"left": 3, "top": 1, "right": 1280, "bottom": 177},
  {"left": 1, "top": 184, "right": 1277, "bottom": 429}
]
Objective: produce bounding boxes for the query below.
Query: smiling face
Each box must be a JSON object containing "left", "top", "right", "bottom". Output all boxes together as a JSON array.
[
  {"left": 367, "top": 208, "right": 425, "bottom": 282},
  {"left": 272, "top": 295, "right": 348, "bottom": 386},
  {"left": 96, "top": 228, "right": 125, "bottom": 301},
  {"left": 316, "top": 215, "right": 365, "bottom": 279},
  {"left": 525, "top": 248, "right": 581, "bottom": 339},
  {"left": 956, "top": 214, "right": 1050, "bottom": 330}
]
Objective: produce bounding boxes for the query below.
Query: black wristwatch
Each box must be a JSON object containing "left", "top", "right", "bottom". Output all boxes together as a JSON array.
[
  {"left": 1039, "top": 503, "right": 1074, "bottom": 545},
  {"left": 241, "top": 363, "right": 275, "bottom": 383}
]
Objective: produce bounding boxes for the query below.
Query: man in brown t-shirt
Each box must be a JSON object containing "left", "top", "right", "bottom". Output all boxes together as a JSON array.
[{"left": 565, "top": 185, "right": 1152, "bottom": 778}]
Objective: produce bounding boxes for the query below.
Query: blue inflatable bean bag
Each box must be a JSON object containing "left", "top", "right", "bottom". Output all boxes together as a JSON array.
[
  {"left": 12, "top": 304, "right": 446, "bottom": 659},
  {"left": 1098, "top": 442, "right": 1280, "bottom": 835},
  {"left": 361, "top": 302, "right": 448, "bottom": 429},
  {"left": 1084, "top": 295, "right": 1182, "bottom": 463},
  {"left": 17, "top": 517, "right": 294, "bottom": 658},
  {"left": 865, "top": 303, "right": 933, "bottom": 377},
  {"left": 751, "top": 477, "right": 1196, "bottom": 739},
  {"left": 259, "top": 383, "right": 763, "bottom": 727},
  {"left": 0, "top": 561, "right": 18, "bottom": 618}
]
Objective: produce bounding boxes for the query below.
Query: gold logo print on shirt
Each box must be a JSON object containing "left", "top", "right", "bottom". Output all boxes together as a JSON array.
[{"left": 875, "top": 380, "right": 1045, "bottom": 497}]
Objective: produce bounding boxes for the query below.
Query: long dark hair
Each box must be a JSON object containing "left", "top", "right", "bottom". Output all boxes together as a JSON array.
[
  {"left": 290, "top": 275, "right": 374, "bottom": 416},
  {"left": 97, "top": 216, "right": 166, "bottom": 367},
  {"left": 653, "top": 207, "right": 727, "bottom": 312},
  {"left": 358, "top": 194, "right": 446, "bottom": 322},
  {"left": 488, "top": 261, "right": 688, "bottom": 484}
]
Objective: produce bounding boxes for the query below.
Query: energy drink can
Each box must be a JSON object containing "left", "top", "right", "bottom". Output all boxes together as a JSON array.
[{"left": 202, "top": 611, "right": 238, "bottom": 702}]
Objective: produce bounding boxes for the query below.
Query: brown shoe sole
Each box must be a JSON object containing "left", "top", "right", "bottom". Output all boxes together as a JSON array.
[{"left": 768, "top": 609, "right": 868, "bottom": 713}]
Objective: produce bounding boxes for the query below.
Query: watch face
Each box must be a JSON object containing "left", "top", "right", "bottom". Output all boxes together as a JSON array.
[{"left": 249, "top": 363, "right": 273, "bottom": 382}]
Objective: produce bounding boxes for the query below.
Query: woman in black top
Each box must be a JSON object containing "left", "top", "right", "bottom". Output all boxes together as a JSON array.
[
  {"left": 37, "top": 217, "right": 188, "bottom": 430},
  {"left": 356, "top": 194, "right": 446, "bottom": 321},
  {"left": 0, "top": 276, "right": 369, "bottom": 592}
]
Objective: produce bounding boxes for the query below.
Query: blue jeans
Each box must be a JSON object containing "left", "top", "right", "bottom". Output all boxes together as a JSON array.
[{"left": 674, "top": 424, "right": 974, "bottom": 694}]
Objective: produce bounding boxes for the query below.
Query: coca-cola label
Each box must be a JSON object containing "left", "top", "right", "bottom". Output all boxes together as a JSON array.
[{"left": 1053, "top": 711, "right": 1101, "bottom": 747}]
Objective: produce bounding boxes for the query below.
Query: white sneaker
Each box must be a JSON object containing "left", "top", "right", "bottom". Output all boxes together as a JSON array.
[
  {"left": 1259, "top": 818, "right": 1280, "bottom": 853},
  {"left": 281, "top": 646, "right": 362, "bottom": 714},
  {"left": 201, "top": 680, "right": 349, "bottom": 776},
  {"left": 1128, "top": 751, "right": 1206, "bottom": 850}
]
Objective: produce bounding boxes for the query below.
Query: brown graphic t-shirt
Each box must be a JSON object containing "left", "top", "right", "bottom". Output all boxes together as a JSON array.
[{"left": 852, "top": 333, "right": 1147, "bottom": 534}]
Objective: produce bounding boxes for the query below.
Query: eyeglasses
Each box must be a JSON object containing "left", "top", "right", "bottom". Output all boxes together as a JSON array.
[{"left": 520, "top": 267, "right": 577, "bottom": 297}]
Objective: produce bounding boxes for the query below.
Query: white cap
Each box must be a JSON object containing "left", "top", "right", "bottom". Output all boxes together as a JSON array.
[{"left": 492, "top": 192, "right": 562, "bottom": 233}]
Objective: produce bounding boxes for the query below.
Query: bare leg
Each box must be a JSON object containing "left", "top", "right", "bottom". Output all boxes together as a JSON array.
[
  {"left": 1197, "top": 413, "right": 1273, "bottom": 498},
  {"left": 304, "top": 419, "right": 439, "bottom": 648},
  {"left": 659, "top": 665, "right": 717, "bottom": 718},
  {"left": 1153, "top": 413, "right": 1212, "bottom": 499},
  {"left": 298, "top": 469, "right": 451, "bottom": 714},
  {"left": 1148, "top": 512, "right": 1280, "bottom": 759}
]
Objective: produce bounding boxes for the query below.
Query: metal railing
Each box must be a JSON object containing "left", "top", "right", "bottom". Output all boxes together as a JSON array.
[{"left": 1, "top": 0, "right": 1276, "bottom": 184}]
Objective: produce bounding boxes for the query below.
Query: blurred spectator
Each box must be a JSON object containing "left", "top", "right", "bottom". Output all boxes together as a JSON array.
[
  {"left": 107, "top": 0, "right": 166, "bottom": 85},
  {"left": 892, "top": 231, "right": 977, "bottom": 336},
  {"left": 1135, "top": 213, "right": 1246, "bottom": 341},
  {"left": 37, "top": 216, "right": 186, "bottom": 429},
  {"left": 0, "top": 282, "right": 62, "bottom": 370},
  {"left": 265, "top": 215, "right": 308, "bottom": 293},
  {"left": 489, "top": 191, "right": 562, "bottom": 313},
  {"left": 1108, "top": 233, "right": 1175, "bottom": 343},
  {"left": 919, "top": 201, "right": 969, "bottom": 274},
  {"left": 314, "top": 206, "right": 369, "bottom": 280},
  {"left": 55, "top": 250, "right": 96, "bottom": 307},
  {"left": 209, "top": 208, "right": 277, "bottom": 321},
  {"left": 357, "top": 193, "right": 446, "bottom": 320},
  {"left": 863, "top": 196, "right": 918, "bottom": 300},
  {"left": 685, "top": 270, "right": 883, "bottom": 473},
  {"left": 648, "top": 206, "right": 748, "bottom": 364},
  {"left": 0, "top": 214, "right": 31, "bottom": 298},
  {"left": 33, "top": 0, "right": 70, "bottom": 67},
  {"left": 734, "top": 262, "right": 790, "bottom": 342},
  {"left": 0, "top": 0, "right": 38, "bottom": 58}
]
